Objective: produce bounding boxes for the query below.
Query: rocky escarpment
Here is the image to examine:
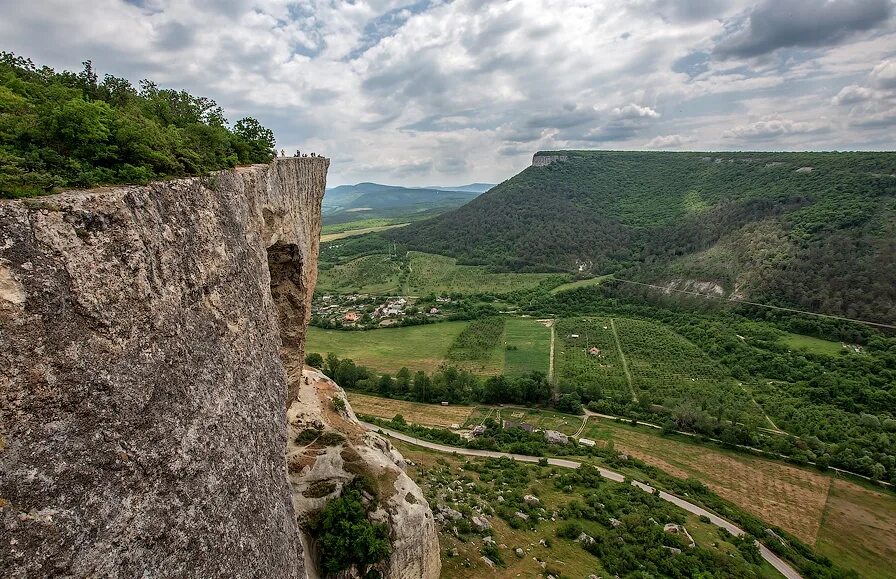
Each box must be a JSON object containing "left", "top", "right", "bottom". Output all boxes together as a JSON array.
[
  {"left": 287, "top": 368, "right": 440, "bottom": 579},
  {"left": 532, "top": 153, "right": 568, "bottom": 166},
  {"left": 0, "top": 157, "right": 438, "bottom": 578},
  {"left": 0, "top": 158, "right": 326, "bottom": 577}
]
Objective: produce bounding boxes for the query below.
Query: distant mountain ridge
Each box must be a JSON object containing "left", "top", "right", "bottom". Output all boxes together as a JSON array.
[
  {"left": 389, "top": 150, "right": 896, "bottom": 323},
  {"left": 322, "top": 181, "right": 492, "bottom": 225}
]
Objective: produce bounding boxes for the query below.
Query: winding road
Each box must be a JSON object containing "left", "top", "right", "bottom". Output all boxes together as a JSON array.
[{"left": 361, "top": 421, "right": 802, "bottom": 579}]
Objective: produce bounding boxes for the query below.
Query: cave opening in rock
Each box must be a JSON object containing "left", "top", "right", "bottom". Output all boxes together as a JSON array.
[{"left": 267, "top": 242, "right": 306, "bottom": 401}]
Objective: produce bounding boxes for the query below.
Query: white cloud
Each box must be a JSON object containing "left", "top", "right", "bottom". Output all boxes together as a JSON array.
[
  {"left": 723, "top": 117, "right": 830, "bottom": 140},
  {"left": 612, "top": 104, "right": 661, "bottom": 119},
  {"left": 644, "top": 134, "right": 695, "bottom": 148},
  {"left": 870, "top": 59, "right": 896, "bottom": 88},
  {"left": 0, "top": 0, "right": 893, "bottom": 185},
  {"left": 832, "top": 84, "right": 877, "bottom": 104}
]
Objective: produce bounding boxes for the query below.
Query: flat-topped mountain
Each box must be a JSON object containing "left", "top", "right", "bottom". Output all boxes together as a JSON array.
[{"left": 390, "top": 150, "right": 896, "bottom": 323}]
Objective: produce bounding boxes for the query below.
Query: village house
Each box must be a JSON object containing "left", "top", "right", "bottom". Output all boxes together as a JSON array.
[
  {"left": 343, "top": 311, "right": 361, "bottom": 323},
  {"left": 588, "top": 347, "right": 602, "bottom": 356}
]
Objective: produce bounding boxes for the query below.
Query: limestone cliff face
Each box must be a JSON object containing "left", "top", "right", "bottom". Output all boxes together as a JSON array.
[
  {"left": 287, "top": 369, "right": 440, "bottom": 579},
  {"left": 0, "top": 158, "right": 327, "bottom": 577},
  {"left": 0, "top": 157, "right": 437, "bottom": 578},
  {"left": 532, "top": 153, "right": 568, "bottom": 167}
]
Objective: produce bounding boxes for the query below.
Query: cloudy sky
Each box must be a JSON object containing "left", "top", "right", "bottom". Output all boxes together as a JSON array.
[{"left": 2, "top": 0, "right": 894, "bottom": 185}]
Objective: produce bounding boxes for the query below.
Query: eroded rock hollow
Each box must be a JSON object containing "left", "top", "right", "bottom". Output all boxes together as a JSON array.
[{"left": 0, "top": 157, "right": 439, "bottom": 578}]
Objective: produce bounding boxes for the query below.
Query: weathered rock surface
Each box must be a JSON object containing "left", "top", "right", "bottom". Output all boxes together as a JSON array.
[
  {"left": 0, "top": 158, "right": 333, "bottom": 578},
  {"left": 532, "top": 153, "right": 568, "bottom": 167},
  {"left": 288, "top": 368, "right": 440, "bottom": 579}
]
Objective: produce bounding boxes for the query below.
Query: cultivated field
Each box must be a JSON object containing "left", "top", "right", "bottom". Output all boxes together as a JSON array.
[
  {"left": 347, "top": 392, "right": 474, "bottom": 427},
  {"left": 554, "top": 317, "right": 631, "bottom": 400},
  {"left": 316, "top": 251, "right": 560, "bottom": 295},
  {"left": 316, "top": 254, "right": 403, "bottom": 294},
  {"left": 320, "top": 221, "right": 409, "bottom": 242},
  {"left": 582, "top": 418, "right": 896, "bottom": 578},
  {"left": 557, "top": 316, "right": 762, "bottom": 423},
  {"left": 306, "top": 322, "right": 468, "bottom": 373},
  {"left": 446, "top": 317, "right": 506, "bottom": 375},
  {"left": 815, "top": 479, "right": 896, "bottom": 579},
  {"left": 503, "top": 317, "right": 551, "bottom": 376},
  {"left": 582, "top": 419, "right": 829, "bottom": 543}
]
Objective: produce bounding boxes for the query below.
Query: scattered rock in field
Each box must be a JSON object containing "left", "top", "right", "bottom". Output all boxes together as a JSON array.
[
  {"left": 481, "top": 556, "right": 496, "bottom": 569},
  {"left": 577, "top": 532, "right": 595, "bottom": 545},
  {"left": 515, "top": 548, "right": 525, "bottom": 558},
  {"left": 472, "top": 515, "right": 491, "bottom": 531},
  {"left": 516, "top": 511, "right": 529, "bottom": 520},
  {"left": 439, "top": 505, "right": 463, "bottom": 521},
  {"left": 609, "top": 518, "right": 622, "bottom": 528},
  {"left": 663, "top": 546, "right": 682, "bottom": 555},
  {"left": 482, "top": 536, "right": 495, "bottom": 545},
  {"left": 523, "top": 494, "right": 540, "bottom": 506}
]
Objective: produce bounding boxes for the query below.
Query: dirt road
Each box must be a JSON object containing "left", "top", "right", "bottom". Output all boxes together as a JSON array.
[{"left": 362, "top": 421, "right": 802, "bottom": 579}]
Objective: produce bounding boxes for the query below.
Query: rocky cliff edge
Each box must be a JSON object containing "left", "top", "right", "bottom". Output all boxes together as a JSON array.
[{"left": 0, "top": 158, "right": 438, "bottom": 578}]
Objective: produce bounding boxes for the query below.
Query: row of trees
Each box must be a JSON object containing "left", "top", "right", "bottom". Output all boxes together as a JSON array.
[
  {"left": 306, "top": 351, "right": 574, "bottom": 409},
  {"left": 1, "top": 53, "right": 276, "bottom": 197}
]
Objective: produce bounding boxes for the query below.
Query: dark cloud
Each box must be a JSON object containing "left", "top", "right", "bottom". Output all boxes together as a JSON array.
[
  {"left": 714, "top": 0, "right": 893, "bottom": 59},
  {"left": 640, "top": 0, "right": 732, "bottom": 23},
  {"left": 673, "top": 51, "right": 711, "bottom": 77},
  {"left": 523, "top": 104, "right": 600, "bottom": 130},
  {"left": 154, "top": 22, "right": 195, "bottom": 51}
]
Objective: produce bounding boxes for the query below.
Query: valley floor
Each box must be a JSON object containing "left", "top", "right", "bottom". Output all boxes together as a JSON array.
[{"left": 349, "top": 393, "right": 896, "bottom": 579}]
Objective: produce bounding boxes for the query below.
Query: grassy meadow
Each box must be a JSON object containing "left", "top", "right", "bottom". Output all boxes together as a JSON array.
[
  {"left": 503, "top": 317, "right": 552, "bottom": 376},
  {"left": 778, "top": 332, "right": 849, "bottom": 357},
  {"left": 306, "top": 322, "right": 468, "bottom": 373}
]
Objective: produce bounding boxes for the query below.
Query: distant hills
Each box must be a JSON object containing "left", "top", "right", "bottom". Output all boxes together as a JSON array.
[
  {"left": 389, "top": 151, "right": 896, "bottom": 323},
  {"left": 323, "top": 182, "right": 492, "bottom": 225}
]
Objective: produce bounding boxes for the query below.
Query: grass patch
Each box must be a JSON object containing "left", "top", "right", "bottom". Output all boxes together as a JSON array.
[
  {"left": 549, "top": 274, "right": 615, "bottom": 295},
  {"left": 406, "top": 252, "right": 562, "bottom": 295},
  {"left": 503, "top": 317, "right": 551, "bottom": 377},
  {"left": 347, "top": 392, "right": 475, "bottom": 428},
  {"left": 815, "top": 478, "right": 896, "bottom": 579},
  {"left": 306, "top": 322, "right": 468, "bottom": 373},
  {"left": 779, "top": 332, "right": 848, "bottom": 357}
]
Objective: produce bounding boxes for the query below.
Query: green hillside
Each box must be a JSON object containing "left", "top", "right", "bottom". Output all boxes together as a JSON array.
[{"left": 389, "top": 150, "right": 896, "bottom": 323}]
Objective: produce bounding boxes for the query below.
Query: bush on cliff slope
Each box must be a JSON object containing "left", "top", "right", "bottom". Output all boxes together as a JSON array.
[
  {"left": 307, "top": 480, "right": 391, "bottom": 576},
  {"left": 0, "top": 52, "right": 276, "bottom": 197}
]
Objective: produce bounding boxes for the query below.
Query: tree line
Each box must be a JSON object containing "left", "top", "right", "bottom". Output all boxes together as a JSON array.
[{"left": 1, "top": 52, "right": 276, "bottom": 197}]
